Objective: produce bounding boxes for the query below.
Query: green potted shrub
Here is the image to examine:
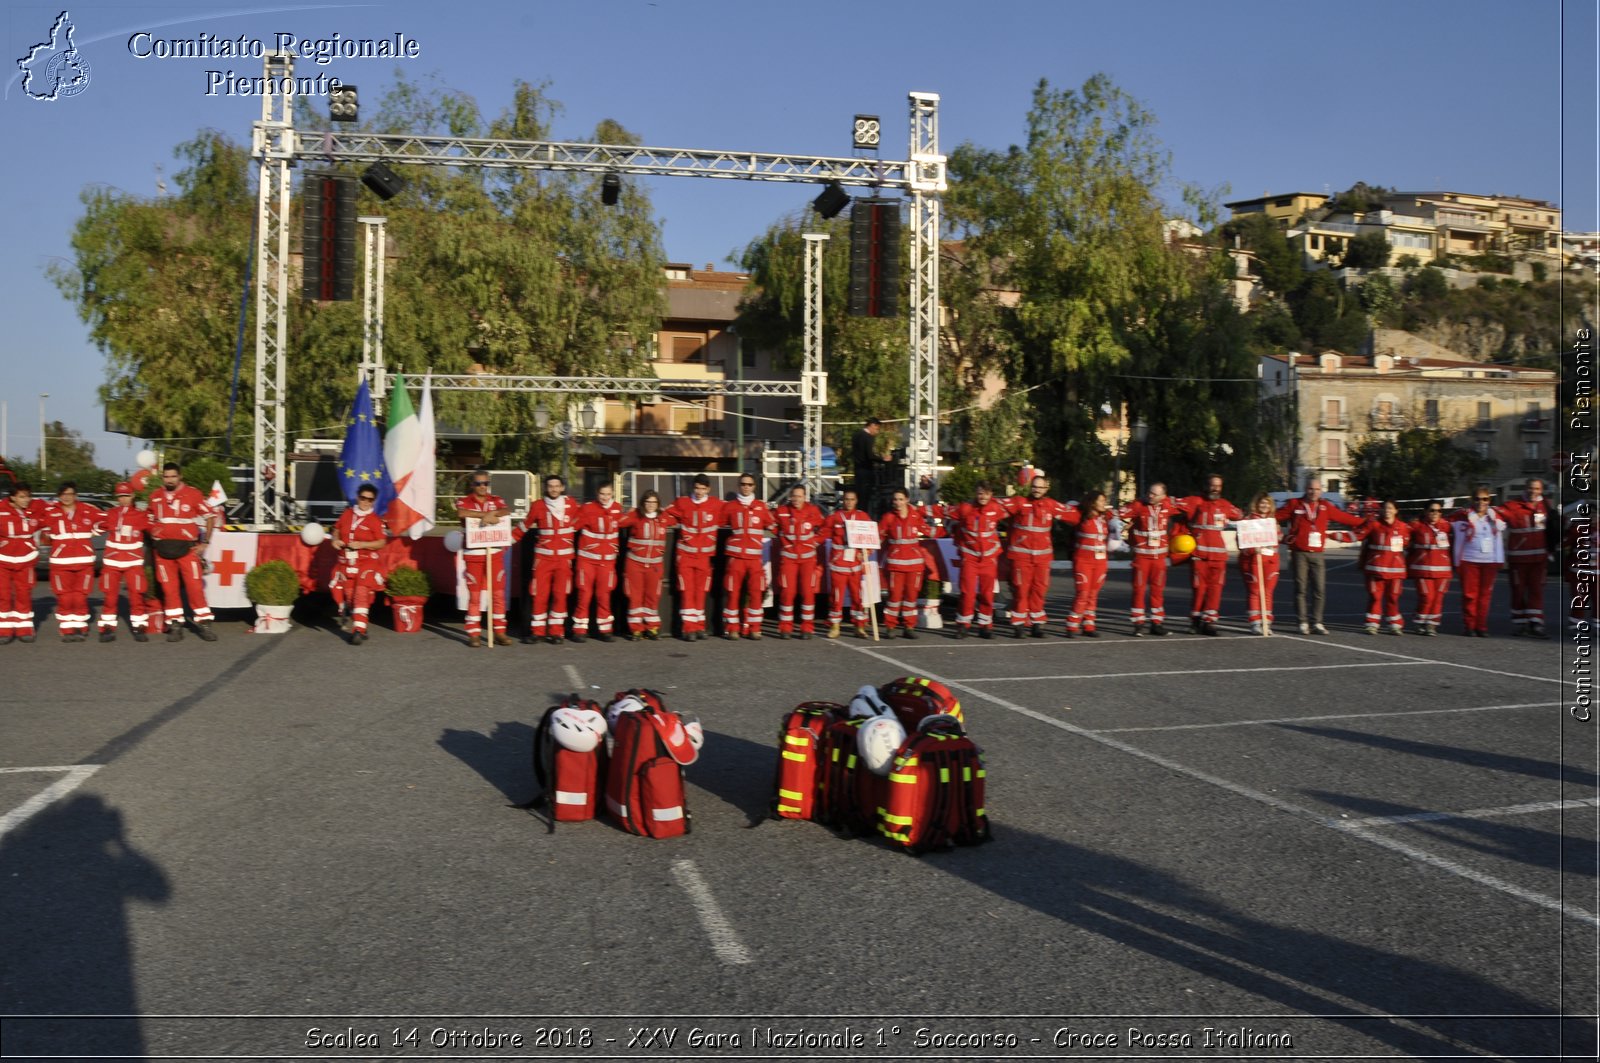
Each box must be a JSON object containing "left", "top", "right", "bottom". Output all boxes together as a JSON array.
[
  {"left": 244, "top": 558, "right": 301, "bottom": 633},
  {"left": 384, "top": 563, "right": 432, "bottom": 634}
]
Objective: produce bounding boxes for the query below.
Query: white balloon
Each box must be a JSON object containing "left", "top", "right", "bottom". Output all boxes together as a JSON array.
[
  {"left": 443, "top": 530, "right": 464, "bottom": 553},
  {"left": 135, "top": 449, "right": 158, "bottom": 470},
  {"left": 299, "top": 522, "right": 327, "bottom": 547}
]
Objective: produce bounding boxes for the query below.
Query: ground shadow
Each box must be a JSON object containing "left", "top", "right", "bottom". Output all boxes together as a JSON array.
[
  {"left": 436, "top": 722, "right": 537, "bottom": 804},
  {"left": 0, "top": 792, "right": 171, "bottom": 1061},
  {"left": 1275, "top": 723, "right": 1598, "bottom": 788}
]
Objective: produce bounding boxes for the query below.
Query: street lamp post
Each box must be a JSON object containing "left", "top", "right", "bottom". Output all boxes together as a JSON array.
[
  {"left": 39, "top": 394, "right": 48, "bottom": 474},
  {"left": 1131, "top": 417, "right": 1148, "bottom": 496}
]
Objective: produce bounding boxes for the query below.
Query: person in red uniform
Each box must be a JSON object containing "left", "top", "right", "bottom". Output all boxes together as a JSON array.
[
  {"left": 1500, "top": 477, "right": 1553, "bottom": 638},
  {"left": 571, "top": 482, "right": 624, "bottom": 642},
  {"left": 1120, "top": 482, "right": 1181, "bottom": 636},
  {"left": 721, "top": 474, "right": 773, "bottom": 639},
  {"left": 619, "top": 490, "right": 675, "bottom": 640},
  {"left": 521, "top": 474, "right": 579, "bottom": 645},
  {"left": 822, "top": 486, "right": 874, "bottom": 638},
  {"left": 666, "top": 474, "right": 720, "bottom": 641},
  {"left": 1003, "top": 474, "right": 1072, "bottom": 638},
  {"left": 1407, "top": 499, "right": 1454, "bottom": 636},
  {"left": 97, "top": 481, "right": 152, "bottom": 642},
  {"left": 1237, "top": 492, "right": 1282, "bottom": 636},
  {"left": 879, "top": 487, "right": 933, "bottom": 638},
  {"left": 1449, "top": 488, "right": 1506, "bottom": 637},
  {"left": 454, "top": 471, "right": 512, "bottom": 648},
  {"left": 947, "top": 482, "right": 1008, "bottom": 638},
  {"left": 0, "top": 483, "right": 47, "bottom": 643},
  {"left": 42, "top": 483, "right": 106, "bottom": 642},
  {"left": 772, "top": 485, "right": 826, "bottom": 638},
  {"left": 1176, "top": 474, "right": 1243, "bottom": 636},
  {"left": 331, "top": 483, "right": 389, "bottom": 646},
  {"left": 1357, "top": 499, "right": 1409, "bottom": 635},
  {"left": 1276, "top": 478, "right": 1365, "bottom": 635},
  {"left": 1055, "top": 491, "right": 1102, "bottom": 636},
  {"left": 148, "top": 462, "right": 222, "bottom": 642}
]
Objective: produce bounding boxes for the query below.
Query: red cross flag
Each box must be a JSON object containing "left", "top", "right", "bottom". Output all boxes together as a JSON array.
[
  {"left": 207, "top": 480, "right": 227, "bottom": 510},
  {"left": 204, "top": 532, "right": 259, "bottom": 608}
]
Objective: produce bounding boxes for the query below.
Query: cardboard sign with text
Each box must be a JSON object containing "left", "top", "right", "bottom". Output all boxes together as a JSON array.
[
  {"left": 464, "top": 517, "right": 514, "bottom": 550},
  {"left": 1234, "top": 517, "right": 1281, "bottom": 551}
]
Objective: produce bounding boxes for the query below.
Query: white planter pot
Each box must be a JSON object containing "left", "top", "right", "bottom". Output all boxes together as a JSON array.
[
  {"left": 251, "top": 603, "right": 293, "bottom": 634},
  {"left": 921, "top": 599, "right": 944, "bottom": 629}
]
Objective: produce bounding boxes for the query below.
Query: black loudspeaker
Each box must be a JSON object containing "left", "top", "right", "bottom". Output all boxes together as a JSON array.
[
  {"left": 812, "top": 181, "right": 850, "bottom": 219},
  {"left": 301, "top": 172, "right": 357, "bottom": 301},
  {"left": 361, "top": 162, "right": 405, "bottom": 201},
  {"left": 601, "top": 173, "right": 621, "bottom": 206},
  {"left": 848, "top": 198, "right": 901, "bottom": 317}
]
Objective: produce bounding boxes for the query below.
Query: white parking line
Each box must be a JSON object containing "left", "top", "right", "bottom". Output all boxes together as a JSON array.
[
  {"left": 563, "top": 664, "right": 585, "bottom": 690},
  {"left": 1261, "top": 632, "right": 1561, "bottom": 684},
  {"left": 670, "top": 859, "right": 753, "bottom": 965},
  {"left": 949, "top": 661, "right": 1428, "bottom": 683},
  {"left": 0, "top": 765, "right": 102, "bottom": 842},
  {"left": 839, "top": 641, "right": 1600, "bottom": 929},
  {"left": 1095, "top": 702, "right": 1561, "bottom": 734},
  {"left": 1341, "top": 796, "right": 1600, "bottom": 828}
]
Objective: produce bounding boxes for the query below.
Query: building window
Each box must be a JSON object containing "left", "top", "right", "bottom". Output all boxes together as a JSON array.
[
  {"left": 1424, "top": 399, "right": 1440, "bottom": 428},
  {"left": 669, "top": 335, "right": 706, "bottom": 364},
  {"left": 1476, "top": 401, "right": 1492, "bottom": 430},
  {"left": 1523, "top": 441, "right": 1540, "bottom": 461},
  {"left": 1324, "top": 438, "right": 1343, "bottom": 467},
  {"left": 1475, "top": 440, "right": 1491, "bottom": 459},
  {"left": 1321, "top": 398, "right": 1346, "bottom": 429}
]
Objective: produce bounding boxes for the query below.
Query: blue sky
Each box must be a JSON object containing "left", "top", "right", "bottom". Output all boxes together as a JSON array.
[{"left": 2, "top": 0, "right": 1594, "bottom": 474}]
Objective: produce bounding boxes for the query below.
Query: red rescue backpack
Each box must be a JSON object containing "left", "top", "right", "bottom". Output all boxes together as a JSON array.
[
  {"left": 605, "top": 689, "right": 696, "bottom": 839},
  {"left": 877, "top": 717, "right": 991, "bottom": 855},
  {"left": 879, "top": 675, "right": 964, "bottom": 732},
  {"left": 772, "top": 702, "right": 844, "bottom": 820},
  {"left": 527, "top": 698, "right": 609, "bottom": 831},
  {"left": 816, "top": 714, "right": 888, "bottom": 836}
]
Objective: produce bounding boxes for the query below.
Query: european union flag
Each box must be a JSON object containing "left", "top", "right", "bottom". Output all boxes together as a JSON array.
[{"left": 338, "top": 378, "right": 396, "bottom": 509}]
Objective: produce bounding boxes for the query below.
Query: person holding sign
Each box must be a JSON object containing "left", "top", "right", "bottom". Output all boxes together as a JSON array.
[
  {"left": 1357, "top": 500, "right": 1409, "bottom": 635},
  {"left": 1276, "top": 478, "right": 1365, "bottom": 635},
  {"left": 1235, "top": 493, "right": 1282, "bottom": 636},
  {"left": 455, "top": 472, "right": 512, "bottom": 648},
  {"left": 1449, "top": 488, "right": 1506, "bottom": 637},
  {"left": 822, "top": 487, "right": 875, "bottom": 638},
  {"left": 1003, "top": 474, "right": 1074, "bottom": 638}
]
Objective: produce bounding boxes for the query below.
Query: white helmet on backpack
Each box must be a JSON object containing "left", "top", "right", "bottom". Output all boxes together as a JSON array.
[
  {"left": 549, "top": 705, "right": 607, "bottom": 753},
  {"left": 857, "top": 714, "right": 907, "bottom": 776},
  {"left": 681, "top": 713, "right": 705, "bottom": 752},
  {"left": 848, "top": 684, "right": 892, "bottom": 719},
  {"left": 606, "top": 693, "right": 646, "bottom": 733}
]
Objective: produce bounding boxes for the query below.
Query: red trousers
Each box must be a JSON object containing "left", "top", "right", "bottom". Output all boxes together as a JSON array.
[
  {"left": 624, "top": 559, "right": 665, "bottom": 632},
  {"left": 1364, "top": 576, "right": 1403, "bottom": 627},
  {"left": 1, "top": 562, "right": 37, "bottom": 637},
  {"left": 1458, "top": 562, "right": 1500, "bottom": 634},
  {"left": 50, "top": 565, "right": 94, "bottom": 634},
  {"left": 1507, "top": 561, "right": 1546, "bottom": 628},
  {"left": 884, "top": 566, "right": 922, "bottom": 629},
  {"left": 723, "top": 557, "right": 766, "bottom": 634},
  {"left": 1189, "top": 557, "right": 1227, "bottom": 624},
  {"left": 1240, "top": 554, "right": 1280, "bottom": 624},
  {"left": 1411, "top": 577, "right": 1449, "bottom": 626},
  {"left": 574, "top": 560, "right": 617, "bottom": 635},
  {"left": 1007, "top": 554, "right": 1051, "bottom": 627},
  {"left": 156, "top": 551, "right": 214, "bottom": 625},
  {"left": 99, "top": 564, "right": 150, "bottom": 631},
  {"left": 528, "top": 557, "right": 573, "bottom": 637},
  {"left": 957, "top": 558, "right": 998, "bottom": 628},
  {"left": 1066, "top": 559, "right": 1107, "bottom": 632},
  {"left": 674, "top": 558, "right": 712, "bottom": 633},
  {"left": 1130, "top": 556, "right": 1169, "bottom": 624},
  {"left": 463, "top": 551, "right": 507, "bottom": 636},
  {"left": 827, "top": 566, "right": 867, "bottom": 626},
  {"left": 777, "top": 558, "right": 820, "bottom": 633}
]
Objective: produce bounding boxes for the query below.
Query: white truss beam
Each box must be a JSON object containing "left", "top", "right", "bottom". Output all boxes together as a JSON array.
[
  {"left": 250, "top": 54, "right": 294, "bottom": 526},
  {"left": 421, "top": 374, "right": 801, "bottom": 397},
  {"left": 801, "top": 233, "right": 829, "bottom": 495},
  {"left": 905, "top": 91, "right": 945, "bottom": 487}
]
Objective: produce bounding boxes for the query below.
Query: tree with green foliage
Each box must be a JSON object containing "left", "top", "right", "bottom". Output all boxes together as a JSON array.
[
  {"left": 1221, "top": 212, "right": 1305, "bottom": 295},
  {"left": 1326, "top": 182, "right": 1392, "bottom": 215},
  {"left": 1342, "top": 231, "right": 1392, "bottom": 270},
  {"left": 1288, "top": 271, "right": 1369, "bottom": 352},
  {"left": 1347, "top": 428, "right": 1493, "bottom": 500},
  {"left": 5, "top": 422, "right": 121, "bottom": 494}
]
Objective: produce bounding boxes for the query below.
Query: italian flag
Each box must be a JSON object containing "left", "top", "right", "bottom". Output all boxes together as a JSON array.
[{"left": 382, "top": 374, "right": 437, "bottom": 539}]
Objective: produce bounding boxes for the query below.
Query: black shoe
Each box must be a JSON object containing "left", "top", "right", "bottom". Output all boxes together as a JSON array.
[
  {"left": 775, "top": 631, "right": 790, "bottom": 640},
  {"left": 0, "top": 635, "right": 12, "bottom": 645},
  {"left": 643, "top": 629, "right": 659, "bottom": 640},
  {"left": 1132, "top": 623, "right": 1147, "bottom": 637},
  {"left": 1013, "top": 625, "right": 1026, "bottom": 639},
  {"left": 693, "top": 630, "right": 707, "bottom": 641},
  {"left": 1150, "top": 623, "right": 1168, "bottom": 636},
  {"left": 1062, "top": 628, "right": 1076, "bottom": 639},
  {"left": 1202, "top": 623, "right": 1219, "bottom": 637},
  {"left": 599, "top": 633, "right": 615, "bottom": 643},
  {"left": 523, "top": 634, "right": 539, "bottom": 645},
  {"left": 166, "top": 627, "right": 184, "bottom": 643},
  {"left": 18, "top": 634, "right": 35, "bottom": 643},
  {"left": 196, "top": 623, "right": 218, "bottom": 643},
  {"left": 132, "top": 630, "right": 148, "bottom": 642},
  {"left": 1031, "top": 625, "right": 1045, "bottom": 638},
  {"left": 1189, "top": 618, "right": 1202, "bottom": 634},
  {"left": 570, "top": 634, "right": 586, "bottom": 643},
  {"left": 544, "top": 636, "right": 561, "bottom": 645},
  {"left": 100, "top": 631, "right": 116, "bottom": 643},
  {"left": 626, "top": 632, "right": 641, "bottom": 641},
  {"left": 902, "top": 627, "right": 917, "bottom": 639},
  {"left": 1083, "top": 628, "right": 1100, "bottom": 638},
  {"left": 954, "top": 626, "right": 968, "bottom": 640},
  {"left": 797, "top": 631, "right": 811, "bottom": 640},
  {"left": 350, "top": 631, "right": 366, "bottom": 645},
  {"left": 979, "top": 626, "right": 993, "bottom": 639},
  {"left": 678, "top": 633, "right": 695, "bottom": 642}
]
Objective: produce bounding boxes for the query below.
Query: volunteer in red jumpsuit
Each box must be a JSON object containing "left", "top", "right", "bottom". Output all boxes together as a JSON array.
[
  {"left": 454, "top": 472, "right": 511, "bottom": 648},
  {"left": 619, "top": 490, "right": 675, "bottom": 639},
  {"left": 721, "top": 474, "right": 773, "bottom": 639},
  {"left": 331, "top": 484, "right": 389, "bottom": 645},
  {"left": 1449, "top": 489, "right": 1506, "bottom": 637},
  {"left": 97, "top": 482, "right": 152, "bottom": 641},
  {"left": 43, "top": 483, "right": 106, "bottom": 641},
  {"left": 0, "top": 483, "right": 47, "bottom": 643},
  {"left": 1357, "top": 499, "right": 1409, "bottom": 635},
  {"left": 1407, "top": 500, "right": 1453, "bottom": 636},
  {"left": 1062, "top": 491, "right": 1112, "bottom": 637},
  {"left": 666, "top": 474, "right": 720, "bottom": 640},
  {"left": 946, "top": 482, "right": 1008, "bottom": 638},
  {"left": 773, "top": 484, "right": 825, "bottom": 638},
  {"left": 1501, "top": 477, "right": 1553, "bottom": 637},
  {"left": 1003, "top": 474, "right": 1072, "bottom": 637},
  {"left": 822, "top": 486, "right": 874, "bottom": 637},
  {"left": 879, "top": 487, "right": 934, "bottom": 638},
  {"left": 521, "top": 474, "right": 579, "bottom": 644},
  {"left": 1237, "top": 492, "right": 1281, "bottom": 635},
  {"left": 1120, "top": 481, "right": 1181, "bottom": 636},
  {"left": 1176, "top": 474, "right": 1243, "bottom": 636},
  {"left": 572, "top": 482, "right": 624, "bottom": 642},
  {"left": 148, "top": 462, "right": 221, "bottom": 642}
]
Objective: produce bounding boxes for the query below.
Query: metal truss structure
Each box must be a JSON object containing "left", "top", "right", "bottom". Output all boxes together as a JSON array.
[
  {"left": 251, "top": 53, "right": 943, "bottom": 525},
  {"left": 801, "top": 233, "right": 830, "bottom": 495}
]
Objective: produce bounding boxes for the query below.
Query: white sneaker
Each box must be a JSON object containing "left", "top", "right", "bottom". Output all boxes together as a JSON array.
[
  {"left": 1248, "top": 621, "right": 1262, "bottom": 635},
  {"left": 1364, "top": 624, "right": 1378, "bottom": 635},
  {"left": 1299, "top": 622, "right": 1311, "bottom": 635},
  {"left": 1312, "top": 624, "right": 1329, "bottom": 635}
]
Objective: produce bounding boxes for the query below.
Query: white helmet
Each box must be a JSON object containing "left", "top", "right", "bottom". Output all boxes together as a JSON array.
[
  {"left": 917, "top": 713, "right": 962, "bottom": 733},
  {"left": 857, "top": 715, "right": 907, "bottom": 776},
  {"left": 549, "top": 705, "right": 607, "bottom": 753},
  {"left": 848, "top": 685, "right": 892, "bottom": 719},
  {"left": 682, "top": 714, "right": 706, "bottom": 752},
  {"left": 606, "top": 694, "right": 646, "bottom": 733}
]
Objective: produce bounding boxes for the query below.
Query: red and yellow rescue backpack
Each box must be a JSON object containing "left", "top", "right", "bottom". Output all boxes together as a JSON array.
[
  {"left": 877, "top": 716, "right": 990, "bottom": 855},
  {"left": 878, "top": 675, "right": 964, "bottom": 732},
  {"left": 772, "top": 701, "right": 844, "bottom": 820}
]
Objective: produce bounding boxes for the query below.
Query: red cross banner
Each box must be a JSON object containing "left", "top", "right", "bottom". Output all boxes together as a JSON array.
[{"left": 204, "top": 532, "right": 260, "bottom": 609}]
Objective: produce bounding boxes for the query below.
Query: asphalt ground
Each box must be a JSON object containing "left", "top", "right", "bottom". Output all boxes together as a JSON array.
[{"left": 1, "top": 547, "right": 1595, "bottom": 1062}]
